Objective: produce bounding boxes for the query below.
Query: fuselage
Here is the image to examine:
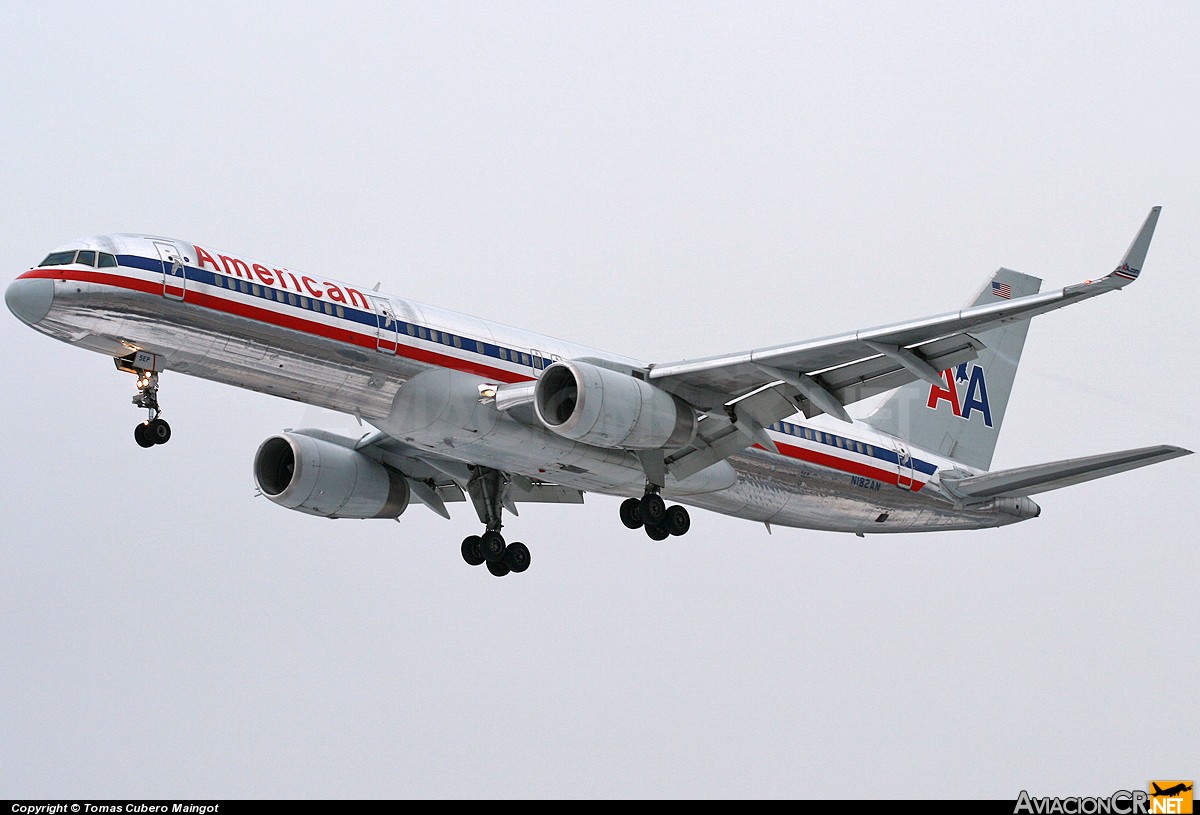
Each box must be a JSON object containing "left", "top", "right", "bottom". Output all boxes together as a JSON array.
[{"left": 7, "top": 233, "right": 1040, "bottom": 534}]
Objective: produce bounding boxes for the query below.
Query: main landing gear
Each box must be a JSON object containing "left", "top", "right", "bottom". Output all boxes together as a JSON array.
[
  {"left": 619, "top": 489, "right": 691, "bottom": 540},
  {"left": 130, "top": 369, "right": 171, "bottom": 448},
  {"left": 460, "top": 531, "right": 531, "bottom": 577},
  {"left": 460, "top": 466, "right": 531, "bottom": 577}
]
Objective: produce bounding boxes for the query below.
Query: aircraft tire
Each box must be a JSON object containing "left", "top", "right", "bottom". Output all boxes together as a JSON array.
[
  {"left": 619, "top": 498, "right": 644, "bottom": 529},
  {"left": 662, "top": 505, "right": 691, "bottom": 536},
  {"left": 480, "top": 530, "right": 507, "bottom": 562},
  {"left": 503, "top": 542, "right": 531, "bottom": 573},
  {"left": 486, "top": 559, "right": 511, "bottom": 577},
  {"left": 134, "top": 422, "right": 155, "bottom": 448},
  {"left": 148, "top": 418, "right": 171, "bottom": 445},
  {"left": 639, "top": 493, "right": 666, "bottom": 526},
  {"left": 461, "top": 535, "right": 485, "bottom": 566},
  {"left": 644, "top": 524, "right": 670, "bottom": 541}
]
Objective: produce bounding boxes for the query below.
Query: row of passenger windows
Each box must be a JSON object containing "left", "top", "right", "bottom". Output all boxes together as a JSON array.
[
  {"left": 211, "top": 274, "right": 347, "bottom": 318},
  {"left": 209, "top": 273, "right": 548, "bottom": 368},
  {"left": 41, "top": 250, "right": 118, "bottom": 268},
  {"left": 773, "top": 422, "right": 875, "bottom": 457}
]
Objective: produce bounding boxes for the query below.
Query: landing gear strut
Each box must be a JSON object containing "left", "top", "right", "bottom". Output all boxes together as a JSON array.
[
  {"left": 620, "top": 487, "right": 691, "bottom": 539},
  {"left": 131, "top": 369, "right": 171, "bottom": 448},
  {"left": 460, "top": 466, "right": 532, "bottom": 577}
]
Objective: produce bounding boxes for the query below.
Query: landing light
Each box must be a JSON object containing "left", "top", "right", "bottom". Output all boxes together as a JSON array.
[{"left": 478, "top": 383, "right": 498, "bottom": 401}]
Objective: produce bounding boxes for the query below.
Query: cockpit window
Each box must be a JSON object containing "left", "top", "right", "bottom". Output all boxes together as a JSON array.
[
  {"left": 76, "top": 250, "right": 97, "bottom": 266},
  {"left": 98, "top": 253, "right": 117, "bottom": 267},
  {"left": 40, "top": 251, "right": 78, "bottom": 266}
]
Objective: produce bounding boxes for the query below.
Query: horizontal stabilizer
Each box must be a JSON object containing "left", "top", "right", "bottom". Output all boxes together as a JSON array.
[{"left": 941, "top": 445, "right": 1191, "bottom": 500}]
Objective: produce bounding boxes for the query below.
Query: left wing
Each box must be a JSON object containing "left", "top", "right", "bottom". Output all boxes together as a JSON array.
[{"left": 357, "top": 431, "right": 584, "bottom": 520}]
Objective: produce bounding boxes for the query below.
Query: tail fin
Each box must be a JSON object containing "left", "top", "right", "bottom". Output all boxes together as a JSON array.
[{"left": 863, "top": 269, "right": 1041, "bottom": 470}]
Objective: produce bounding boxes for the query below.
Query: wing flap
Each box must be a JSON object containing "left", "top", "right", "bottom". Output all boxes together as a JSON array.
[{"left": 941, "top": 445, "right": 1191, "bottom": 500}]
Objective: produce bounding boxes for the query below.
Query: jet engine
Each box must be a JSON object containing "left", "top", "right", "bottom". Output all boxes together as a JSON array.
[
  {"left": 533, "top": 360, "right": 697, "bottom": 450},
  {"left": 253, "top": 430, "right": 410, "bottom": 519}
]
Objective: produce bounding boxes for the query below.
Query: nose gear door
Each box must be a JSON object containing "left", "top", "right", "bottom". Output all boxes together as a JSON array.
[{"left": 155, "top": 241, "right": 186, "bottom": 301}]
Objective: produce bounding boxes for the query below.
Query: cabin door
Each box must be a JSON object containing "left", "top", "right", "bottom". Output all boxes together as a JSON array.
[{"left": 155, "top": 242, "right": 186, "bottom": 301}]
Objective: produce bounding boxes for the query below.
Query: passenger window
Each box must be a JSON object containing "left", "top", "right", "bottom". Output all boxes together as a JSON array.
[
  {"left": 239, "top": 281, "right": 249, "bottom": 293},
  {"left": 98, "top": 253, "right": 117, "bottom": 267},
  {"left": 252, "top": 284, "right": 261, "bottom": 296},
  {"left": 453, "top": 336, "right": 462, "bottom": 348},
  {"left": 288, "top": 293, "right": 297, "bottom": 306},
  {"left": 406, "top": 324, "right": 415, "bottom": 336},
  {"left": 324, "top": 303, "right": 333, "bottom": 315},
  {"left": 419, "top": 327, "right": 428, "bottom": 339},
  {"left": 76, "top": 250, "right": 96, "bottom": 266},
  {"left": 336, "top": 305, "right": 344, "bottom": 318}
]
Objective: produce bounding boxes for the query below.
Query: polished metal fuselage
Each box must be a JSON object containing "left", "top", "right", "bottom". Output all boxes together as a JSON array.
[{"left": 14, "top": 233, "right": 1034, "bottom": 535}]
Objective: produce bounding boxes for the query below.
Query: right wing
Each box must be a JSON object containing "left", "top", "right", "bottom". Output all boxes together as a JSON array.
[
  {"left": 650, "top": 207, "right": 1161, "bottom": 417},
  {"left": 646, "top": 207, "right": 1162, "bottom": 480}
]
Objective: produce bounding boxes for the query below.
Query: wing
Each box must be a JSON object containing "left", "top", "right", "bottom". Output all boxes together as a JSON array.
[
  {"left": 651, "top": 207, "right": 1160, "bottom": 420},
  {"left": 647, "top": 207, "right": 1161, "bottom": 480},
  {"left": 356, "top": 431, "right": 584, "bottom": 520}
]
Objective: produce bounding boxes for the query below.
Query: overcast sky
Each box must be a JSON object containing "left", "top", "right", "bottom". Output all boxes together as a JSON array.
[{"left": 1, "top": 1, "right": 1196, "bottom": 800}]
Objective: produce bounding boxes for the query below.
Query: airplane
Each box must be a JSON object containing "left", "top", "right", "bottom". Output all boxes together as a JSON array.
[
  {"left": 6, "top": 207, "right": 1191, "bottom": 577},
  {"left": 1152, "top": 783, "right": 1193, "bottom": 798}
]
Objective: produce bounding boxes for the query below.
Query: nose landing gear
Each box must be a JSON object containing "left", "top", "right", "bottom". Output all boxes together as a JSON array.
[
  {"left": 131, "top": 370, "right": 171, "bottom": 447},
  {"left": 115, "top": 353, "right": 172, "bottom": 448}
]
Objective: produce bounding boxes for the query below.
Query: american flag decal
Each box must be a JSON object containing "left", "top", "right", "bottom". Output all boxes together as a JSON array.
[{"left": 992, "top": 281, "right": 1012, "bottom": 299}]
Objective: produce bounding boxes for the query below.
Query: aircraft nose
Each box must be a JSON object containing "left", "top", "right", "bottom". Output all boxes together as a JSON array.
[{"left": 5, "top": 277, "right": 55, "bottom": 325}]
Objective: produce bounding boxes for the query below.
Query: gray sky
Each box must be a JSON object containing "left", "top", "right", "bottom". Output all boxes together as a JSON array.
[{"left": 2, "top": 1, "right": 1196, "bottom": 799}]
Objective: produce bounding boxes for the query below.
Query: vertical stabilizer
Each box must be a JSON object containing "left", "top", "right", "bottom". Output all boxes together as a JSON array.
[{"left": 863, "top": 269, "right": 1041, "bottom": 470}]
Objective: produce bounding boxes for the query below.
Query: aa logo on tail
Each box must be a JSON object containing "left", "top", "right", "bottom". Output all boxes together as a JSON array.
[{"left": 926, "top": 363, "right": 993, "bottom": 427}]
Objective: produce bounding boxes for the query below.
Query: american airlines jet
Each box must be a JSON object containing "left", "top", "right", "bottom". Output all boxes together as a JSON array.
[{"left": 6, "top": 207, "right": 1189, "bottom": 576}]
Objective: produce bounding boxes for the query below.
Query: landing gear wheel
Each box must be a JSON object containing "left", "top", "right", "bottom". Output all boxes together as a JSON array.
[
  {"left": 134, "top": 422, "right": 154, "bottom": 448},
  {"left": 480, "top": 530, "right": 507, "bottom": 562},
  {"left": 461, "top": 535, "right": 485, "bottom": 566},
  {"left": 662, "top": 505, "right": 691, "bottom": 536},
  {"left": 640, "top": 493, "right": 667, "bottom": 526},
  {"left": 619, "top": 497, "right": 644, "bottom": 529},
  {"left": 486, "top": 559, "right": 511, "bottom": 577},
  {"left": 503, "top": 542, "right": 531, "bottom": 573},
  {"left": 147, "top": 418, "right": 171, "bottom": 445},
  {"left": 645, "top": 524, "right": 670, "bottom": 541}
]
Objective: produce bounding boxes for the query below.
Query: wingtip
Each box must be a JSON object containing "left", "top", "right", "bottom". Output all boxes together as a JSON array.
[{"left": 1108, "top": 206, "right": 1161, "bottom": 284}]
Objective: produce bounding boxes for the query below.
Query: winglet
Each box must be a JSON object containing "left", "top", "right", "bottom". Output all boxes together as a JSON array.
[{"left": 1109, "top": 206, "right": 1161, "bottom": 284}]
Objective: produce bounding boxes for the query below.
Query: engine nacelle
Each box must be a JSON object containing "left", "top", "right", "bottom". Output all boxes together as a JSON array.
[
  {"left": 253, "top": 431, "right": 410, "bottom": 519},
  {"left": 533, "top": 360, "right": 697, "bottom": 450}
]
